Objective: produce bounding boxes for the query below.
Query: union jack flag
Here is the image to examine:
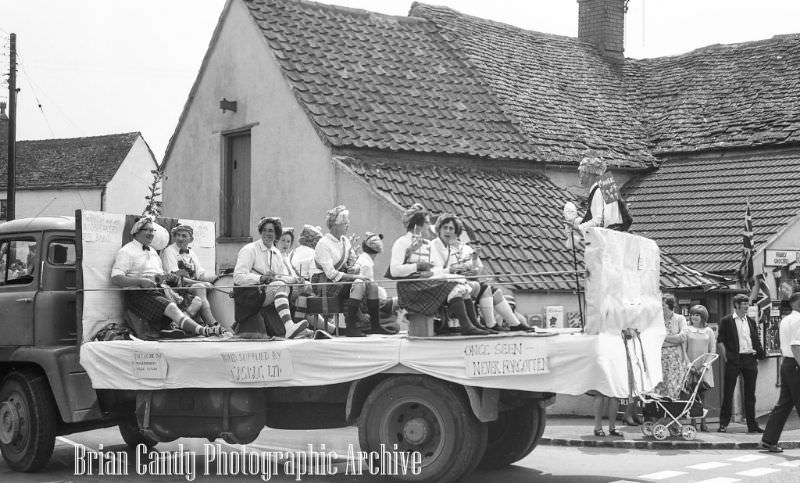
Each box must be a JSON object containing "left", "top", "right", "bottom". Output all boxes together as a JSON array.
[{"left": 738, "top": 200, "right": 754, "bottom": 292}]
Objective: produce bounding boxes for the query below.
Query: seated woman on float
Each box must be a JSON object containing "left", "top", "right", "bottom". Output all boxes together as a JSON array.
[
  {"left": 161, "top": 224, "right": 223, "bottom": 327},
  {"left": 312, "top": 205, "right": 390, "bottom": 337},
  {"left": 233, "top": 217, "right": 309, "bottom": 339},
  {"left": 429, "top": 214, "right": 534, "bottom": 332},
  {"left": 389, "top": 204, "right": 489, "bottom": 336}
]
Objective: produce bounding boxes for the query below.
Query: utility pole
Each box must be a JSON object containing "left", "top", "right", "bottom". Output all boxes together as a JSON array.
[{"left": 7, "top": 33, "right": 16, "bottom": 221}]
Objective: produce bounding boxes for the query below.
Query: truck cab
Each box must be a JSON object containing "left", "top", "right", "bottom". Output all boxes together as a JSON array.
[{"left": 0, "top": 217, "right": 113, "bottom": 473}]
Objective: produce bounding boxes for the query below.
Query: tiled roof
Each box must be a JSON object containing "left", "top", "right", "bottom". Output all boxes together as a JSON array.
[
  {"left": 244, "top": 0, "right": 539, "bottom": 161},
  {"left": 623, "top": 148, "right": 800, "bottom": 274},
  {"left": 238, "top": 1, "right": 800, "bottom": 167},
  {"left": 0, "top": 132, "right": 140, "bottom": 189},
  {"left": 411, "top": 3, "right": 656, "bottom": 169},
  {"left": 339, "top": 155, "right": 715, "bottom": 291},
  {"left": 632, "top": 34, "right": 800, "bottom": 155}
]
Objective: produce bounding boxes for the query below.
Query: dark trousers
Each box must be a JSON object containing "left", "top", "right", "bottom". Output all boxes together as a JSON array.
[
  {"left": 719, "top": 354, "right": 758, "bottom": 427},
  {"left": 762, "top": 358, "right": 800, "bottom": 445}
]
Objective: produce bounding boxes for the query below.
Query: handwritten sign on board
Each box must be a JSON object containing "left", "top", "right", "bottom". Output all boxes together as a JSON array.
[
  {"left": 82, "top": 211, "right": 124, "bottom": 244},
  {"left": 220, "top": 350, "right": 294, "bottom": 383},
  {"left": 597, "top": 172, "right": 621, "bottom": 204},
  {"left": 463, "top": 340, "right": 549, "bottom": 378},
  {"left": 132, "top": 351, "right": 168, "bottom": 379}
]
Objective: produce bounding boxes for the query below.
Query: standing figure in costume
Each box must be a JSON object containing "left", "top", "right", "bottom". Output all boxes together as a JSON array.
[
  {"left": 233, "top": 217, "right": 309, "bottom": 339},
  {"left": 389, "top": 204, "right": 489, "bottom": 336},
  {"left": 312, "top": 206, "right": 390, "bottom": 336},
  {"left": 565, "top": 156, "right": 631, "bottom": 235},
  {"left": 161, "top": 224, "right": 222, "bottom": 327},
  {"left": 111, "top": 217, "right": 224, "bottom": 338}
]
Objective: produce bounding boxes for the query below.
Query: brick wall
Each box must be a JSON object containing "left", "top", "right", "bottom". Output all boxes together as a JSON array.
[{"left": 577, "top": 0, "right": 625, "bottom": 61}]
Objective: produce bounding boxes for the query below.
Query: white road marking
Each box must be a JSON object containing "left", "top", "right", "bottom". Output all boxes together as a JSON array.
[
  {"left": 778, "top": 460, "right": 800, "bottom": 467},
  {"left": 638, "top": 470, "right": 687, "bottom": 480},
  {"left": 694, "top": 478, "right": 740, "bottom": 483},
  {"left": 736, "top": 467, "right": 782, "bottom": 477},
  {"left": 727, "top": 454, "right": 769, "bottom": 463},
  {"left": 687, "top": 461, "right": 731, "bottom": 470}
]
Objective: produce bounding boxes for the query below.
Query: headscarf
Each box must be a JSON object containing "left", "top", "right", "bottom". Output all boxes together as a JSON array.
[
  {"left": 362, "top": 232, "right": 384, "bottom": 253},
  {"left": 402, "top": 203, "right": 427, "bottom": 227},
  {"left": 578, "top": 156, "right": 607, "bottom": 177},
  {"left": 325, "top": 205, "right": 350, "bottom": 229},
  {"left": 170, "top": 224, "right": 194, "bottom": 240},
  {"left": 298, "top": 224, "right": 323, "bottom": 248},
  {"left": 129, "top": 216, "right": 154, "bottom": 236}
]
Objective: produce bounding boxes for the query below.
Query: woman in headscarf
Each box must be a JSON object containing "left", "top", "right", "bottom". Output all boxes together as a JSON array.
[
  {"left": 389, "top": 204, "right": 489, "bottom": 336},
  {"left": 161, "top": 224, "right": 221, "bottom": 327},
  {"left": 233, "top": 217, "right": 309, "bottom": 339},
  {"left": 312, "top": 206, "right": 390, "bottom": 336}
]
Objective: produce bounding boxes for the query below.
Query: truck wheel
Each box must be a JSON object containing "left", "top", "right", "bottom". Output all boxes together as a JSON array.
[
  {"left": 358, "top": 375, "right": 487, "bottom": 483},
  {"left": 118, "top": 419, "right": 158, "bottom": 450},
  {"left": 478, "top": 400, "right": 545, "bottom": 469},
  {"left": 0, "top": 370, "right": 58, "bottom": 472}
]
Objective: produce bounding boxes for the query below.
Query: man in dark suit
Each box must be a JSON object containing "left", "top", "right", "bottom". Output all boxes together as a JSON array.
[{"left": 717, "top": 294, "right": 766, "bottom": 433}]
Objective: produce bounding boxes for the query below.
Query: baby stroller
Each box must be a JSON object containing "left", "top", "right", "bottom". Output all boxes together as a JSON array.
[{"left": 640, "top": 353, "right": 718, "bottom": 441}]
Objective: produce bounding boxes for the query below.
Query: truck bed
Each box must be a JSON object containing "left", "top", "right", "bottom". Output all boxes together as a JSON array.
[{"left": 80, "top": 330, "right": 664, "bottom": 397}]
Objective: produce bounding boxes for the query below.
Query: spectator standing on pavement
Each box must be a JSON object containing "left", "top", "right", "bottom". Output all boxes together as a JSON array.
[
  {"left": 685, "top": 304, "right": 716, "bottom": 432},
  {"left": 654, "top": 293, "right": 688, "bottom": 398},
  {"left": 759, "top": 292, "right": 800, "bottom": 452},
  {"left": 717, "top": 293, "right": 765, "bottom": 433}
]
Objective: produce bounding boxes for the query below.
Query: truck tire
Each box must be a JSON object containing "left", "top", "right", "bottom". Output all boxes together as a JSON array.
[
  {"left": 478, "top": 400, "right": 545, "bottom": 470},
  {"left": 0, "top": 370, "right": 58, "bottom": 472},
  {"left": 358, "top": 375, "right": 487, "bottom": 483},
  {"left": 118, "top": 419, "right": 158, "bottom": 450}
]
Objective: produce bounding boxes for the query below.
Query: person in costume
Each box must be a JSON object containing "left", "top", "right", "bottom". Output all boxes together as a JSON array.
[
  {"left": 161, "top": 224, "right": 222, "bottom": 327},
  {"left": 355, "top": 232, "right": 399, "bottom": 333},
  {"left": 233, "top": 217, "right": 309, "bottom": 339},
  {"left": 111, "top": 217, "right": 224, "bottom": 338},
  {"left": 566, "top": 156, "right": 631, "bottom": 234},
  {"left": 430, "top": 213, "right": 534, "bottom": 333},
  {"left": 389, "top": 204, "right": 489, "bottom": 336},
  {"left": 312, "top": 206, "right": 390, "bottom": 336}
]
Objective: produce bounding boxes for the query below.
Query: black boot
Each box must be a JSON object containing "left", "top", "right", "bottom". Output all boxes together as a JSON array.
[
  {"left": 365, "top": 299, "right": 395, "bottom": 334},
  {"left": 464, "top": 299, "right": 498, "bottom": 333},
  {"left": 449, "top": 298, "right": 489, "bottom": 336},
  {"left": 344, "top": 298, "right": 366, "bottom": 337}
]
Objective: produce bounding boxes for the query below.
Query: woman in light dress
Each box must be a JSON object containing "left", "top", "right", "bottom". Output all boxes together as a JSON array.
[{"left": 685, "top": 304, "right": 716, "bottom": 432}]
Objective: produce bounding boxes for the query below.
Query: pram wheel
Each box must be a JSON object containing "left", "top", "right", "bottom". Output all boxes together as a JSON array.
[
  {"left": 681, "top": 425, "right": 697, "bottom": 441},
  {"left": 641, "top": 421, "right": 654, "bottom": 437},
  {"left": 652, "top": 421, "right": 669, "bottom": 441}
]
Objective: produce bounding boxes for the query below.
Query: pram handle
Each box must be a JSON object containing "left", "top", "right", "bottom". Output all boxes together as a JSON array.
[{"left": 689, "top": 352, "right": 719, "bottom": 368}]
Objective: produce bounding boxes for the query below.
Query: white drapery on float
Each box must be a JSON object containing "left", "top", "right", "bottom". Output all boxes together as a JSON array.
[{"left": 77, "top": 209, "right": 663, "bottom": 397}]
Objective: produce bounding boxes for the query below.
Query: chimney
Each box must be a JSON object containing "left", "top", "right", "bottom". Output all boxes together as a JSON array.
[{"left": 577, "top": 0, "right": 626, "bottom": 62}]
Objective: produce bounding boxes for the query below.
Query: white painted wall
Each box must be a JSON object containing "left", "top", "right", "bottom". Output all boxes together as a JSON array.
[
  {"left": 1, "top": 189, "right": 101, "bottom": 218},
  {"left": 104, "top": 135, "right": 159, "bottom": 215},
  {"left": 163, "top": 0, "right": 334, "bottom": 269}
]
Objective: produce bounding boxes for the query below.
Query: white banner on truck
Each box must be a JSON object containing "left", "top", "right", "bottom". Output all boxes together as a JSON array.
[
  {"left": 463, "top": 339, "right": 549, "bottom": 377},
  {"left": 220, "top": 350, "right": 294, "bottom": 382},
  {"left": 132, "top": 351, "right": 168, "bottom": 379}
]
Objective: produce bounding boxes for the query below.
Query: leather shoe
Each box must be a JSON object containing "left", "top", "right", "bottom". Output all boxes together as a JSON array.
[
  {"left": 717, "top": 425, "right": 727, "bottom": 433},
  {"left": 748, "top": 426, "right": 765, "bottom": 434},
  {"left": 758, "top": 441, "right": 783, "bottom": 453}
]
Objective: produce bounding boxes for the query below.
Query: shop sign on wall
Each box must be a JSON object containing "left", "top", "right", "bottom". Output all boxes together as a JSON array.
[{"left": 764, "top": 249, "right": 800, "bottom": 267}]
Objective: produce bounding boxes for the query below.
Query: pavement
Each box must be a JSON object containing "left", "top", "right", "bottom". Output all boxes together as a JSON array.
[{"left": 541, "top": 412, "right": 800, "bottom": 450}]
